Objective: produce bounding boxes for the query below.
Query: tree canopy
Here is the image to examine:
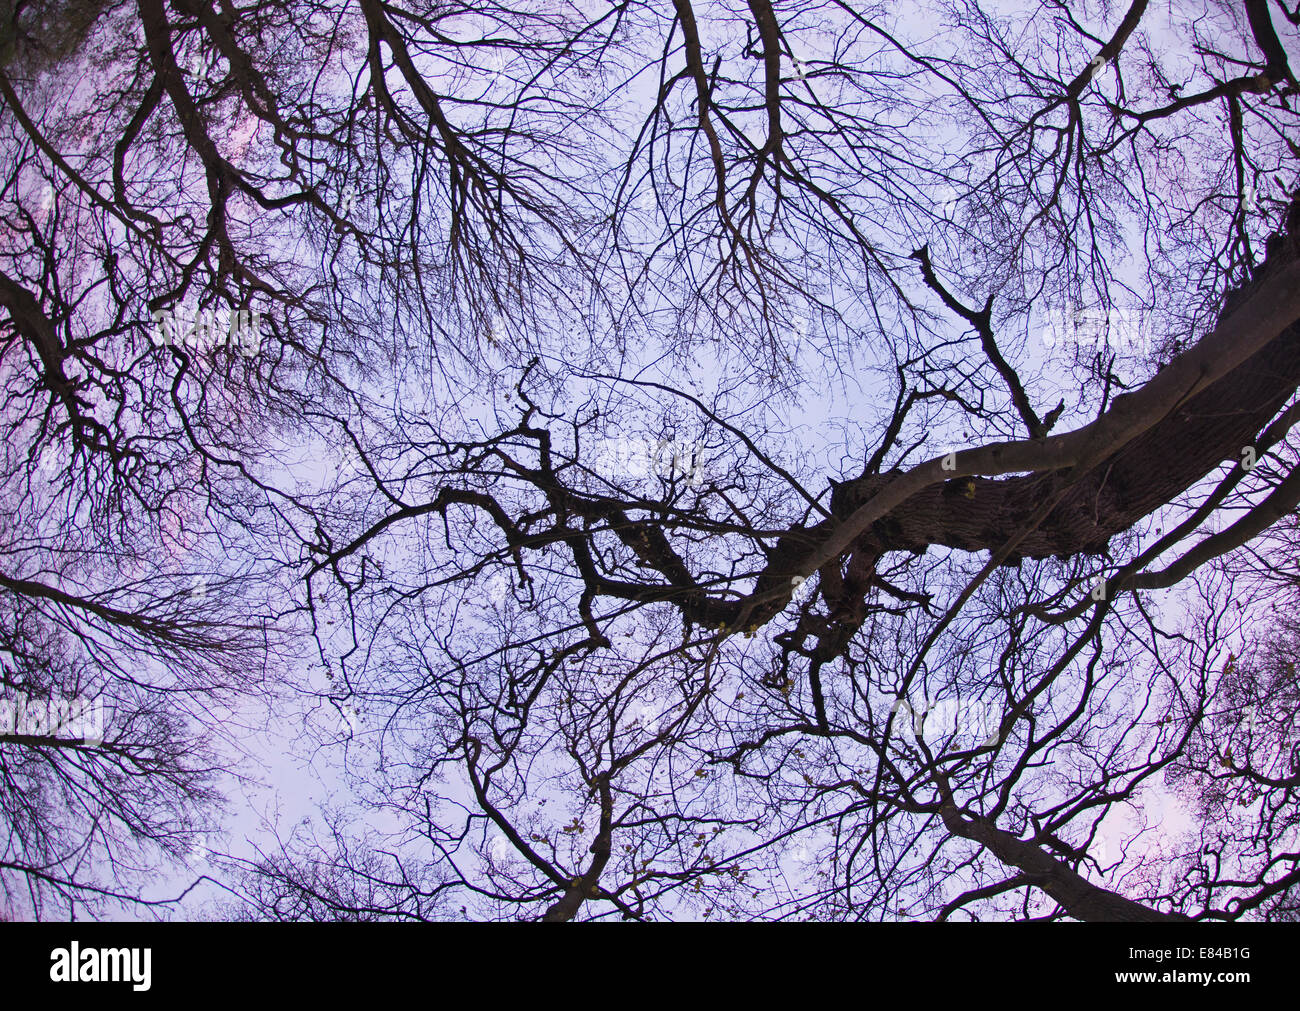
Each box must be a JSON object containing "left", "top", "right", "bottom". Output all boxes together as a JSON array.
[{"left": 2, "top": 0, "right": 1300, "bottom": 921}]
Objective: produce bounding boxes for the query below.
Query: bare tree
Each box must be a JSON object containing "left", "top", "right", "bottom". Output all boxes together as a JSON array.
[{"left": 3, "top": 0, "right": 1300, "bottom": 922}]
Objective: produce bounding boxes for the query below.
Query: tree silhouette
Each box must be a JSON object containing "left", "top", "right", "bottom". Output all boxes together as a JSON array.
[{"left": 2, "top": 0, "right": 1299, "bottom": 921}]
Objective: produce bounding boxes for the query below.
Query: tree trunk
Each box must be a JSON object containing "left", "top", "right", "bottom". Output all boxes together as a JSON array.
[
  {"left": 738, "top": 202, "right": 1300, "bottom": 626},
  {"left": 833, "top": 210, "right": 1300, "bottom": 562},
  {"left": 939, "top": 804, "right": 1189, "bottom": 922}
]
